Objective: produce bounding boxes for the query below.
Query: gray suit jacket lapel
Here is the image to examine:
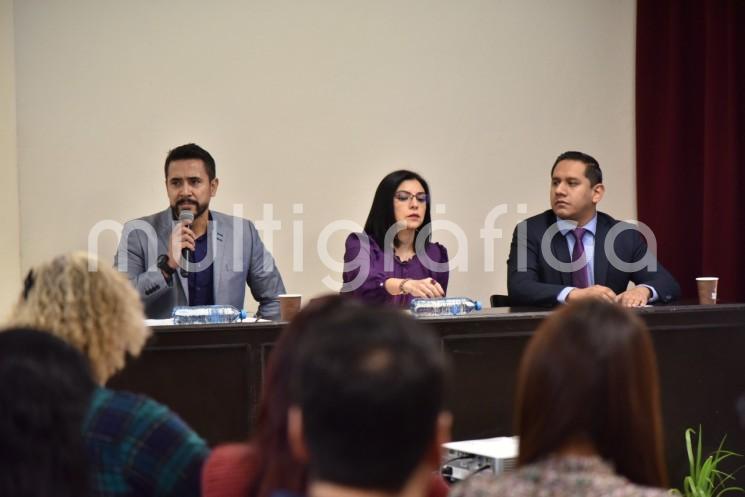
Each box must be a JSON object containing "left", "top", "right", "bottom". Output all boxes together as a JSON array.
[
  {"left": 155, "top": 209, "right": 189, "bottom": 304},
  {"left": 212, "top": 215, "right": 226, "bottom": 301}
]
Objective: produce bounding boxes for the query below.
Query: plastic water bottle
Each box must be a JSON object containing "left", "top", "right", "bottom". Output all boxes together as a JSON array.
[
  {"left": 410, "top": 297, "right": 483, "bottom": 317},
  {"left": 172, "top": 305, "right": 248, "bottom": 325}
]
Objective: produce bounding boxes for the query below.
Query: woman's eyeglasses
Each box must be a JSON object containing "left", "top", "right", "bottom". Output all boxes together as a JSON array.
[{"left": 394, "top": 191, "right": 429, "bottom": 203}]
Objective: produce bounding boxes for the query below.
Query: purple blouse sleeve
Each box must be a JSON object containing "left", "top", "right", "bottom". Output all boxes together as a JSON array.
[
  {"left": 430, "top": 243, "right": 449, "bottom": 294},
  {"left": 341, "top": 233, "right": 390, "bottom": 304}
]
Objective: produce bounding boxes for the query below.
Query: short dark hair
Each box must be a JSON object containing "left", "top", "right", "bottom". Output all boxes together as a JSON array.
[
  {"left": 515, "top": 300, "right": 667, "bottom": 487},
  {"left": 248, "top": 295, "right": 366, "bottom": 497},
  {"left": 363, "top": 170, "right": 433, "bottom": 249},
  {"left": 0, "top": 328, "right": 96, "bottom": 497},
  {"left": 551, "top": 151, "right": 603, "bottom": 186},
  {"left": 164, "top": 143, "right": 216, "bottom": 180},
  {"left": 291, "top": 305, "right": 450, "bottom": 492}
]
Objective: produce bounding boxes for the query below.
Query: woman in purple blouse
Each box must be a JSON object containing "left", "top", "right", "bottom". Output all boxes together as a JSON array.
[{"left": 341, "top": 170, "right": 449, "bottom": 307}]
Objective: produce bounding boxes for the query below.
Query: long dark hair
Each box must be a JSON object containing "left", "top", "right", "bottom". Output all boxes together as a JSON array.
[
  {"left": 515, "top": 300, "right": 668, "bottom": 487},
  {"left": 0, "top": 328, "right": 96, "bottom": 497},
  {"left": 247, "top": 295, "right": 365, "bottom": 497},
  {"left": 363, "top": 170, "right": 433, "bottom": 250}
]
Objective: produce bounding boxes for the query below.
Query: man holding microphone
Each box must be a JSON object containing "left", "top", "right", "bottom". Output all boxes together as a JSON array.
[{"left": 115, "top": 143, "right": 285, "bottom": 319}]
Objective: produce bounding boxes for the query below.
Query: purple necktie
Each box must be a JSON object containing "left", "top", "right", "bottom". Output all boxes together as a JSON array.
[{"left": 571, "top": 228, "right": 590, "bottom": 288}]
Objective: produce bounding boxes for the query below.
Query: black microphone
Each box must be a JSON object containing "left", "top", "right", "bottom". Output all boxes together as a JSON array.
[{"left": 179, "top": 210, "right": 195, "bottom": 277}]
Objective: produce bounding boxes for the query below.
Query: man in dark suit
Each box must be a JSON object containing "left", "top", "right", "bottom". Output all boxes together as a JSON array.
[{"left": 507, "top": 151, "right": 680, "bottom": 307}]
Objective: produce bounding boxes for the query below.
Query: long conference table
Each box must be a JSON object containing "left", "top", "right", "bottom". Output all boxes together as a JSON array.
[{"left": 109, "top": 303, "right": 745, "bottom": 487}]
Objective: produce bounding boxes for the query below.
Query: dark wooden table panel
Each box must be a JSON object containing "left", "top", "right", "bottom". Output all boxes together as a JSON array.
[{"left": 108, "top": 304, "right": 745, "bottom": 487}]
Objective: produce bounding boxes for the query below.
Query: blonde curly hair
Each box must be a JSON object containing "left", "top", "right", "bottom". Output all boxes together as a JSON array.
[{"left": 7, "top": 252, "right": 150, "bottom": 384}]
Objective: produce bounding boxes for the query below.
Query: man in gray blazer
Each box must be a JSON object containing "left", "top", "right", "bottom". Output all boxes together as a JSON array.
[{"left": 115, "top": 143, "right": 285, "bottom": 319}]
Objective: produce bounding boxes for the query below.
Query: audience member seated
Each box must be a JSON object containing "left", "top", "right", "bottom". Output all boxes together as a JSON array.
[
  {"left": 341, "top": 170, "right": 449, "bottom": 306},
  {"left": 287, "top": 302, "right": 453, "bottom": 497},
  {"left": 0, "top": 328, "right": 95, "bottom": 497},
  {"left": 450, "top": 300, "right": 670, "bottom": 497},
  {"left": 202, "top": 295, "right": 450, "bottom": 497},
  {"left": 5, "top": 252, "right": 209, "bottom": 497}
]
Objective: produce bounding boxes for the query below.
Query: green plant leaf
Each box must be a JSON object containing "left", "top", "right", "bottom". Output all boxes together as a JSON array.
[
  {"left": 686, "top": 428, "right": 697, "bottom": 479},
  {"left": 677, "top": 427, "right": 743, "bottom": 497},
  {"left": 697, "top": 426, "right": 704, "bottom": 477},
  {"left": 715, "top": 486, "right": 744, "bottom": 497}
]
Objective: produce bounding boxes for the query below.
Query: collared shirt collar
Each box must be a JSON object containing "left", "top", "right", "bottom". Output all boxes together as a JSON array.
[{"left": 556, "top": 213, "right": 598, "bottom": 237}]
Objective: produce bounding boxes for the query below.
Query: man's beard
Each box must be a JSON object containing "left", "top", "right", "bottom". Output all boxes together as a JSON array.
[{"left": 171, "top": 200, "right": 209, "bottom": 220}]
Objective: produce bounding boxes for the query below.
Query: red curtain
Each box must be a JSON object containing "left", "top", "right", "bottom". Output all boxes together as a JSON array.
[{"left": 636, "top": 0, "right": 745, "bottom": 302}]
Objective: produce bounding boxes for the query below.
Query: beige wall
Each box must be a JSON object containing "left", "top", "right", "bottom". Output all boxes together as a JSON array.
[
  {"left": 12, "top": 0, "right": 636, "bottom": 309},
  {"left": 0, "top": 0, "right": 20, "bottom": 319}
]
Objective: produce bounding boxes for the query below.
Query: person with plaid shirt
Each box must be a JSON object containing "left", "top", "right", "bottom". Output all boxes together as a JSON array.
[
  {"left": 84, "top": 387, "right": 208, "bottom": 497},
  {"left": 8, "top": 253, "right": 209, "bottom": 497}
]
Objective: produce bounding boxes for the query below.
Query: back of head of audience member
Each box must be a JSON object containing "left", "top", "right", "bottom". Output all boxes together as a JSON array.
[
  {"left": 0, "top": 328, "right": 96, "bottom": 497},
  {"left": 515, "top": 300, "right": 667, "bottom": 487},
  {"left": 288, "top": 305, "right": 452, "bottom": 496},
  {"left": 8, "top": 252, "right": 149, "bottom": 383},
  {"left": 248, "top": 295, "right": 366, "bottom": 497}
]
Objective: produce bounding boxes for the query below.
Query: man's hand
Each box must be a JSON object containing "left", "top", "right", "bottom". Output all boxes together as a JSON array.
[
  {"left": 567, "top": 285, "right": 617, "bottom": 303},
  {"left": 615, "top": 286, "right": 651, "bottom": 308},
  {"left": 402, "top": 278, "right": 445, "bottom": 298},
  {"left": 167, "top": 222, "right": 196, "bottom": 270}
]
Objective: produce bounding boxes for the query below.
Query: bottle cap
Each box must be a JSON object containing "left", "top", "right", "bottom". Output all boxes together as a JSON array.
[
  {"left": 239, "top": 310, "right": 248, "bottom": 320},
  {"left": 475, "top": 301, "right": 483, "bottom": 311}
]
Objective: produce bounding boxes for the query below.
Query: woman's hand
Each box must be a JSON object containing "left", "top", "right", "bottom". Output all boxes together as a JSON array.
[{"left": 401, "top": 278, "right": 445, "bottom": 298}]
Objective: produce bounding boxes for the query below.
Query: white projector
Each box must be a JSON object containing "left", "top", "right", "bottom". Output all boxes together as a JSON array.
[{"left": 441, "top": 436, "right": 518, "bottom": 482}]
